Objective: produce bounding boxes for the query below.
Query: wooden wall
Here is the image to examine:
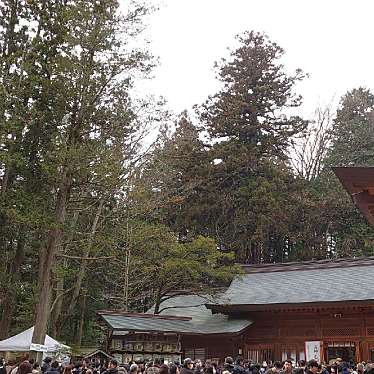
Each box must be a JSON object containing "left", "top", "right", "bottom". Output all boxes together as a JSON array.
[
  {"left": 180, "top": 307, "right": 374, "bottom": 363},
  {"left": 181, "top": 334, "right": 238, "bottom": 362},
  {"left": 239, "top": 308, "right": 374, "bottom": 362}
]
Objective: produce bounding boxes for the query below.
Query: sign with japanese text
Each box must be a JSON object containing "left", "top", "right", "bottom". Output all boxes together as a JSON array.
[{"left": 305, "top": 341, "right": 321, "bottom": 362}]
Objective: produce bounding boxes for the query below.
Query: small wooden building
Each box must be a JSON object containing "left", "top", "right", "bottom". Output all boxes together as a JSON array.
[
  {"left": 74, "top": 347, "right": 114, "bottom": 366},
  {"left": 97, "top": 166, "right": 374, "bottom": 364},
  {"left": 97, "top": 296, "right": 252, "bottom": 364}
]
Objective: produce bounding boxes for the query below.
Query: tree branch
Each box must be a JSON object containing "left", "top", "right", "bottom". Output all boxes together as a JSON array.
[{"left": 57, "top": 254, "right": 115, "bottom": 261}]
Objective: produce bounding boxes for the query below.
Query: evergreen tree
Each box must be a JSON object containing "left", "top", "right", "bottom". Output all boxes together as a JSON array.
[
  {"left": 194, "top": 31, "right": 307, "bottom": 263},
  {"left": 0, "top": 0, "right": 154, "bottom": 345},
  {"left": 327, "top": 87, "right": 374, "bottom": 166}
]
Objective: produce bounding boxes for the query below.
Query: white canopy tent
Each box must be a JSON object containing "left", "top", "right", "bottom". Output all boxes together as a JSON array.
[{"left": 0, "top": 326, "right": 70, "bottom": 353}]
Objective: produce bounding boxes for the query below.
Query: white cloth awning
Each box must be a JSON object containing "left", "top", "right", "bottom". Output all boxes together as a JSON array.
[{"left": 0, "top": 327, "right": 70, "bottom": 352}]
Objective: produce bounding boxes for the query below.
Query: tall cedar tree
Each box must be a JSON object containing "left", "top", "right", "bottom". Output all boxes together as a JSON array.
[
  {"left": 0, "top": 0, "right": 153, "bottom": 345},
  {"left": 135, "top": 111, "right": 209, "bottom": 233},
  {"left": 194, "top": 31, "right": 307, "bottom": 263}
]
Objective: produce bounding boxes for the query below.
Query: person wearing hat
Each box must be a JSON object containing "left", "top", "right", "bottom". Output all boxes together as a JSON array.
[{"left": 180, "top": 359, "right": 194, "bottom": 374}]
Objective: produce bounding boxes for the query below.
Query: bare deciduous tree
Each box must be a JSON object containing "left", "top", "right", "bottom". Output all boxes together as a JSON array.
[{"left": 290, "top": 104, "right": 334, "bottom": 180}]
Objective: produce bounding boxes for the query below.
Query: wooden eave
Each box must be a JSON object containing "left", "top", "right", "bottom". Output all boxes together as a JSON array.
[
  {"left": 109, "top": 327, "right": 249, "bottom": 337},
  {"left": 333, "top": 166, "right": 374, "bottom": 228},
  {"left": 206, "top": 299, "right": 374, "bottom": 314}
]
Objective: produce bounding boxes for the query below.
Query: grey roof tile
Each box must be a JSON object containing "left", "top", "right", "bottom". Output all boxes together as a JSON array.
[
  {"left": 100, "top": 295, "right": 252, "bottom": 334},
  {"left": 215, "top": 265, "right": 374, "bottom": 305}
]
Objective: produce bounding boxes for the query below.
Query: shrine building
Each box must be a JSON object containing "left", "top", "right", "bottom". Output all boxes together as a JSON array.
[{"left": 97, "top": 167, "right": 374, "bottom": 364}]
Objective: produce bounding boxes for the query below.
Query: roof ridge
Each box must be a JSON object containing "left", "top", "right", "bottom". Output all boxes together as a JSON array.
[
  {"left": 240, "top": 256, "right": 374, "bottom": 273},
  {"left": 96, "top": 310, "right": 192, "bottom": 321}
]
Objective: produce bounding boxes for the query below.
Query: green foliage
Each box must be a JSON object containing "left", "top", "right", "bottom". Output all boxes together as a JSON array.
[
  {"left": 1, "top": 7, "right": 374, "bottom": 349},
  {"left": 126, "top": 221, "right": 240, "bottom": 313},
  {"left": 326, "top": 87, "right": 374, "bottom": 166}
]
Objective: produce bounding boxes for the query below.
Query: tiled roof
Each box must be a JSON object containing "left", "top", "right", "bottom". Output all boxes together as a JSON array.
[
  {"left": 208, "top": 261, "right": 374, "bottom": 309},
  {"left": 98, "top": 295, "right": 252, "bottom": 335}
]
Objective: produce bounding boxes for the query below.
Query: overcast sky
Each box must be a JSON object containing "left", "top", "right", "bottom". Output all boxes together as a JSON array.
[{"left": 134, "top": 0, "right": 374, "bottom": 118}]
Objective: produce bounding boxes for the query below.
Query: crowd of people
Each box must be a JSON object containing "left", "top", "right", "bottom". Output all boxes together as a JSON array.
[{"left": 1, "top": 356, "right": 374, "bottom": 374}]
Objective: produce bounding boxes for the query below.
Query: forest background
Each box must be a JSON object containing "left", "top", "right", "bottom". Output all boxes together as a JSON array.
[{"left": 0, "top": 0, "right": 373, "bottom": 351}]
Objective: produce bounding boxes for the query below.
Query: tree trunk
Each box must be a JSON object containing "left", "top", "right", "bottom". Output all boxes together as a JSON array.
[
  {"left": 50, "top": 212, "right": 79, "bottom": 337},
  {"left": 32, "top": 168, "right": 71, "bottom": 349},
  {"left": 153, "top": 288, "right": 162, "bottom": 314},
  {"left": 122, "top": 249, "right": 130, "bottom": 311},
  {"left": 66, "top": 199, "right": 104, "bottom": 317},
  {"left": 50, "top": 275, "right": 64, "bottom": 338},
  {"left": 0, "top": 234, "right": 25, "bottom": 339},
  {"left": 76, "top": 293, "right": 86, "bottom": 347}
]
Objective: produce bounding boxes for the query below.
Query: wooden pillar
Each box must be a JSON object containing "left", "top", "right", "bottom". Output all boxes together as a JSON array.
[
  {"left": 320, "top": 341, "right": 325, "bottom": 364},
  {"left": 274, "top": 342, "right": 281, "bottom": 361},
  {"left": 362, "top": 313, "right": 370, "bottom": 362},
  {"left": 359, "top": 340, "right": 370, "bottom": 362},
  {"left": 355, "top": 340, "right": 360, "bottom": 363}
]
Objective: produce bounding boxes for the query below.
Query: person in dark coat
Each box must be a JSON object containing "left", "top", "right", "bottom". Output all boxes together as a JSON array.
[
  {"left": 233, "top": 358, "right": 246, "bottom": 374},
  {"left": 305, "top": 361, "right": 318, "bottom": 374},
  {"left": 293, "top": 361, "right": 306, "bottom": 374},
  {"left": 223, "top": 358, "right": 235, "bottom": 374},
  {"left": 0, "top": 359, "right": 6, "bottom": 374},
  {"left": 42, "top": 359, "right": 52, "bottom": 374},
  {"left": 102, "top": 361, "right": 118, "bottom": 374},
  {"left": 180, "top": 359, "right": 194, "bottom": 374},
  {"left": 19, "top": 362, "right": 33, "bottom": 374},
  {"left": 266, "top": 361, "right": 282, "bottom": 374},
  {"left": 45, "top": 362, "right": 60, "bottom": 374},
  {"left": 169, "top": 365, "right": 179, "bottom": 374},
  {"left": 280, "top": 360, "right": 293, "bottom": 374}
]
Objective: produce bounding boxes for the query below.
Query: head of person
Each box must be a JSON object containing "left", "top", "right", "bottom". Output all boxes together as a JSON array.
[
  {"left": 159, "top": 365, "right": 169, "bottom": 374},
  {"left": 235, "top": 358, "right": 244, "bottom": 367},
  {"left": 51, "top": 362, "right": 60, "bottom": 370},
  {"left": 357, "top": 364, "right": 364, "bottom": 374},
  {"left": 109, "top": 360, "right": 118, "bottom": 370},
  {"left": 44, "top": 359, "right": 52, "bottom": 365},
  {"left": 19, "top": 362, "right": 33, "bottom": 374},
  {"left": 129, "top": 364, "right": 138, "bottom": 374},
  {"left": 183, "top": 359, "right": 193, "bottom": 370},
  {"left": 308, "top": 361, "right": 319, "bottom": 374},
  {"left": 63, "top": 365, "right": 73, "bottom": 374},
  {"left": 298, "top": 361, "right": 306, "bottom": 369},
  {"left": 273, "top": 362, "right": 282, "bottom": 373},
  {"left": 169, "top": 365, "right": 179, "bottom": 374},
  {"left": 194, "top": 361, "right": 202, "bottom": 369},
  {"left": 283, "top": 360, "right": 292, "bottom": 372},
  {"left": 225, "top": 358, "right": 234, "bottom": 367},
  {"left": 335, "top": 359, "right": 343, "bottom": 367}
]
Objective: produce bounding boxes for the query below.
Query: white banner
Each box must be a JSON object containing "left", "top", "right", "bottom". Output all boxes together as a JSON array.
[
  {"left": 305, "top": 341, "right": 321, "bottom": 362},
  {"left": 30, "top": 343, "right": 49, "bottom": 352}
]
